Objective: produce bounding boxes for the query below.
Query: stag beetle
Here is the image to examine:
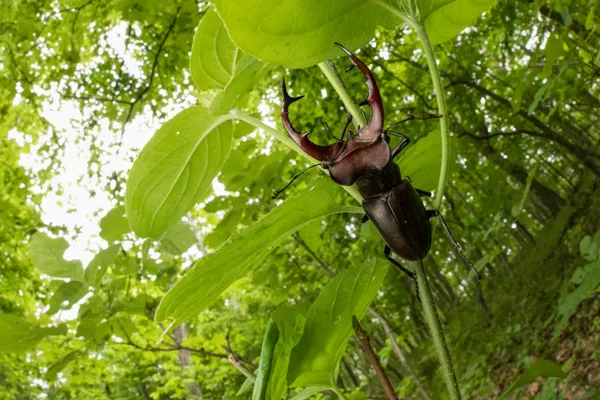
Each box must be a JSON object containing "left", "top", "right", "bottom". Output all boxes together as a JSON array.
[{"left": 280, "top": 43, "right": 478, "bottom": 282}]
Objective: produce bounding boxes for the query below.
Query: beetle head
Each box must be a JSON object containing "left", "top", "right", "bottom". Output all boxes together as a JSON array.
[{"left": 281, "top": 44, "right": 390, "bottom": 186}]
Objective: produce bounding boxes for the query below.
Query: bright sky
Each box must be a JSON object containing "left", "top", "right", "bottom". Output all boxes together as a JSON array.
[{"left": 10, "top": 23, "right": 195, "bottom": 267}]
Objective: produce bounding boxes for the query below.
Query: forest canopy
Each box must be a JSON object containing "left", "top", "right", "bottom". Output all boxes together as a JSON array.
[{"left": 1, "top": 0, "right": 599, "bottom": 399}]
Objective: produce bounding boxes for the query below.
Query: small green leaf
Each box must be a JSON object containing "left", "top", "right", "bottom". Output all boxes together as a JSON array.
[
  {"left": 155, "top": 178, "right": 362, "bottom": 326},
  {"left": 84, "top": 245, "right": 120, "bottom": 286},
  {"left": 112, "top": 254, "right": 138, "bottom": 276},
  {"left": 158, "top": 222, "right": 197, "bottom": 255},
  {"left": 585, "top": 7, "right": 596, "bottom": 30},
  {"left": 46, "top": 350, "right": 83, "bottom": 381},
  {"left": 190, "top": 7, "right": 239, "bottom": 92},
  {"left": 211, "top": 0, "right": 399, "bottom": 68},
  {"left": 500, "top": 359, "right": 567, "bottom": 397},
  {"left": 29, "top": 232, "right": 84, "bottom": 281},
  {"left": 94, "top": 321, "right": 112, "bottom": 343},
  {"left": 99, "top": 205, "right": 132, "bottom": 242},
  {"left": 580, "top": 231, "right": 600, "bottom": 262},
  {"left": 253, "top": 319, "right": 279, "bottom": 400},
  {"left": 76, "top": 315, "right": 100, "bottom": 338},
  {"left": 289, "top": 387, "right": 327, "bottom": 400},
  {"left": 266, "top": 306, "right": 306, "bottom": 400},
  {"left": 418, "top": 0, "right": 496, "bottom": 45},
  {"left": 287, "top": 260, "right": 388, "bottom": 388},
  {"left": 209, "top": 55, "right": 270, "bottom": 115},
  {"left": 111, "top": 317, "right": 137, "bottom": 340},
  {"left": 528, "top": 84, "right": 548, "bottom": 115},
  {"left": 47, "top": 281, "right": 88, "bottom": 315},
  {"left": 397, "top": 130, "right": 456, "bottom": 191},
  {"left": 360, "top": 220, "right": 380, "bottom": 241},
  {"left": 0, "top": 313, "right": 67, "bottom": 353},
  {"left": 125, "top": 106, "right": 234, "bottom": 238},
  {"left": 542, "top": 34, "right": 564, "bottom": 78}
]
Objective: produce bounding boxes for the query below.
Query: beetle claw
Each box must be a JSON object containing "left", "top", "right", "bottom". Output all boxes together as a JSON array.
[
  {"left": 281, "top": 78, "right": 344, "bottom": 161},
  {"left": 345, "top": 64, "right": 355, "bottom": 73},
  {"left": 335, "top": 43, "right": 384, "bottom": 140},
  {"left": 282, "top": 79, "right": 305, "bottom": 104}
]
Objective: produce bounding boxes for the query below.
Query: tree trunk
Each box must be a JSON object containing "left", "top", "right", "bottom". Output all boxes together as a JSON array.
[{"left": 174, "top": 324, "right": 203, "bottom": 399}]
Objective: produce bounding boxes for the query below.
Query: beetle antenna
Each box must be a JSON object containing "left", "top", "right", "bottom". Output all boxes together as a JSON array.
[
  {"left": 321, "top": 119, "right": 341, "bottom": 142},
  {"left": 386, "top": 113, "right": 442, "bottom": 132},
  {"left": 272, "top": 164, "right": 321, "bottom": 199}
]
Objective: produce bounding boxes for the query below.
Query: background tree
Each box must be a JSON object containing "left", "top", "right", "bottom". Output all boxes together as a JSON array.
[{"left": 1, "top": 0, "right": 599, "bottom": 398}]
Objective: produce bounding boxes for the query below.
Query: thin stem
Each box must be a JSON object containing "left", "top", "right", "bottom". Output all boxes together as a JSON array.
[
  {"left": 230, "top": 109, "right": 363, "bottom": 202},
  {"left": 374, "top": 1, "right": 450, "bottom": 210},
  {"left": 318, "top": 61, "right": 367, "bottom": 129},
  {"left": 412, "top": 21, "right": 450, "bottom": 210},
  {"left": 409, "top": 260, "right": 461, "bottom": 400},
  {"left": 228, "top": 354, "right": 256, "bottom": 382},
  {"left": 352, "top": 316, "right": 399, "bottom": 400},
  {"left": 331, "top": 387, "right": 349, "bottom": 400}
]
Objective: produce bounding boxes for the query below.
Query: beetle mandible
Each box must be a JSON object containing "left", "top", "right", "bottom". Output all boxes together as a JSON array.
[{"left": 280, "top": 43, "right": 478, "bottom": 282}]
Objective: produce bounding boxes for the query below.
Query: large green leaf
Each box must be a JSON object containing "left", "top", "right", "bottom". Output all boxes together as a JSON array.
[
  {"left": 84, "top": 244, "right": 120, "bottom": 287},
  {"left": 0, "top": 313, "right": 67, "bottom": 353},
  {"left": 418, "top": 0, "right": 496, "bottom": 44},
  {"left": 265, "top": 306, "right": 306, "bottom": 400},
  {"left": 155, "top": 178, "right": 362, "bottom": 325},
  {"left": 190, "top": 9, "right": 269, "bottom": 116},
  {"left": 29, "top": 232, "right": 84, "bottom": 281},
  {"left": 125, "top": 106, "right": 234, "bottom": 238},
  {"left": 210, "top": 0, "right": 399, "bottom": 68},
  {"left": 287, "top": 260, "right": 388, "bottom": 388},
  {"left": 46, "top": 281, "right": 88, "bottom": 315},
  {"left": 190, "top": 7, "right": 239, "bottom": 91},
  {"left": 499, "top": 359, "right": 567, "bottom": 398},
  {"left": 397, "top": 130, "right": 456, "bottom": 191}
]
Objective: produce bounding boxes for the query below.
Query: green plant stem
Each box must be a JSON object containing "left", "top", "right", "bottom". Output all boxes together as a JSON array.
[
  {"left": 411, "top": 22, "right": 450, "bottom": 210},
  {"left": 318, "top": 61, "right": 367, "bottom": 129},
  {"left": 230, "top": 109, "right": 362, "bottom": 202},
  {"left": 375, "top": 2, "right": 450, "bottom": 210},
  {"left": 371, "top": 3, "right": 461, "bottom": 398},
  {"left": 332, "top": 387, "right": 348, "bottom": 400},
  {"left": 228, "top": 354, "right": 256, "bottom": 382},
  {"left": 408, "top": 260, "right": 461, "bottom": 400}
]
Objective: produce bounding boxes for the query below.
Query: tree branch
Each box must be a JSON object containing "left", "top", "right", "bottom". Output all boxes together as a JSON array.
[
  {"left": 292, "top": 233, "right": 336, "bottom": 277},
  {"left": 352, "top": 316, "right": 399, "bottom": 400},
  {"left": 368, "top": 309, "right": 433, "bottom": 400},
  {"left": 119, "top": 8, "right": 180, "bottom": 142},
  {"left": 113, "top": 340, "right": 228, "bottom": 359}
]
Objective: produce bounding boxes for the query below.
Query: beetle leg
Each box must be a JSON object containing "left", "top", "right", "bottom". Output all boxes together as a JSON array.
[
  {"left": 427, "top": 210, "right": 483, "bottom": 283},
  {"left": 384, "top": 246, "right": 421, "bottom": 302},
  {"left": 415, "top": 188, "right": 432, "bottom": 197},
  {"left": 386, "top": 130, "right": 411, "bottom": 159},
  {"left": 383, "top": 246, "right": 415, "bottom": 279},
  {"left": 360, "top": 214, "right": 369, "bottom": 224}
]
